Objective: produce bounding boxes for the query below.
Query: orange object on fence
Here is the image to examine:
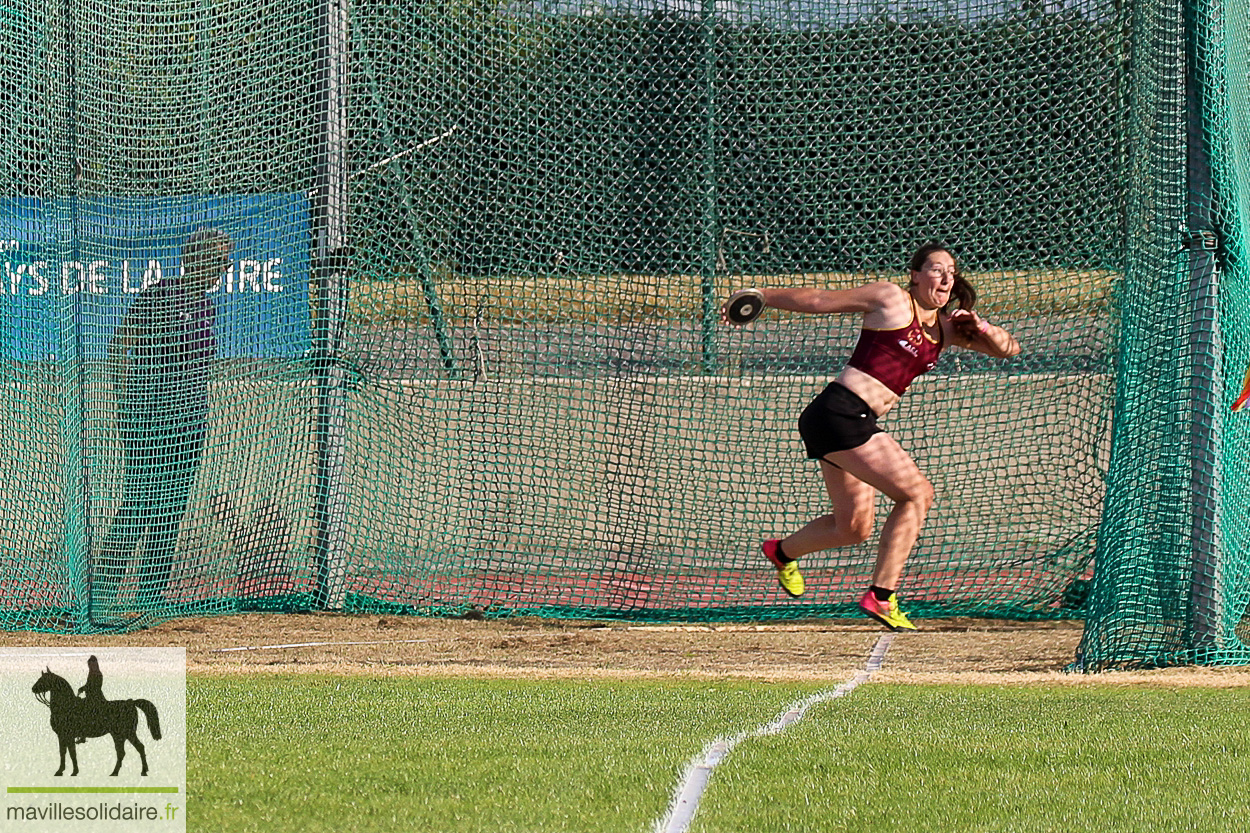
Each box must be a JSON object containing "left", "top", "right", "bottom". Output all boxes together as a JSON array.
[{"left": 1233, "top": 362, "right": 1250, "bottom": 411}]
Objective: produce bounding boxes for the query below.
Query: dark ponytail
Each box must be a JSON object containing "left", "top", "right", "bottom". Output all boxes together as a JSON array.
[
  {"left": 949, "top": 274, "right": 976, "bottom": 312},
  {"left": 908, "top": 242, "right": 976, "bottom": 312}
]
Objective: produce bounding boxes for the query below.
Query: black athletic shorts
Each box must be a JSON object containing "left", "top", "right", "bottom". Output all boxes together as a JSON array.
[{"left": 797, "top": 381, "right": 883, "bottom": 460}]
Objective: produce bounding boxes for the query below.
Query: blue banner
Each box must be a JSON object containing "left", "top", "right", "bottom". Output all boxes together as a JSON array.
[{"left": 0, "top": 193, "right": 311, "bottom": 359}]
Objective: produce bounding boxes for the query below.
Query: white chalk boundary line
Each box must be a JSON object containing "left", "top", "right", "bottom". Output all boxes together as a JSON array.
[
  {"left": 211, "top": 638, "right": 433, "bottom": 653},
  {"left": 653, "top": 633, "right": 895, "bottom": 833}
]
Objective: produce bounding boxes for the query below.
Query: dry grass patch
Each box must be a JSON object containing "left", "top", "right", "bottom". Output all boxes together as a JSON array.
[{"left": 348, "top": 269, "right": 1119, "bottom": 324}]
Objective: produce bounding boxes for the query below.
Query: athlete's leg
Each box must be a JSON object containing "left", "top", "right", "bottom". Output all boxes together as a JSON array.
[
  {"left": 780, "top": 460, "right": 876, "bottom": 558},
  {"left": 825, "top": 433, "right": 934, "bottom": 590}
]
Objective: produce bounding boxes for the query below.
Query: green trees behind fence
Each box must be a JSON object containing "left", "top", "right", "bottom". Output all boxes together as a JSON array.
[{"left": 352, "top": 8, "right": 1124, "bottom": 280}]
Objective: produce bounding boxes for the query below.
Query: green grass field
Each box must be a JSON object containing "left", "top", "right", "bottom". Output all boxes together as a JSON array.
[
  {"left": 188, "top": 675, "right": 1250, "bottom": 833},
  {"left": 188, "top": 675, "right": 824, "bottom": 832}
]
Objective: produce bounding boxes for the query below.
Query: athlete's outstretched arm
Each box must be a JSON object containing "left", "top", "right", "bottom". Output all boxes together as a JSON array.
[{"left": 758, "top": 281, "right": 902, "bottom": 316}]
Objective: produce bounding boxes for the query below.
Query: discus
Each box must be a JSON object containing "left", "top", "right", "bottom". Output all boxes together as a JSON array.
[{"left": 724, "top": 288, "right": 765, "bottom": 325}]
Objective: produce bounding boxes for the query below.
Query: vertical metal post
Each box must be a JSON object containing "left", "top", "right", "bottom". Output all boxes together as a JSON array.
[
  {"left": 1184, "top": 0, "right": 1225, "bottom": 654},
  {"left": 311, "top": 0, "right": 350, "bottom": 610},
  {"left": 699, "top": 0, "right": 718, "bottom": 373},
  {"left": 61, "top": 0, "right": 94, "bottom": 629}
]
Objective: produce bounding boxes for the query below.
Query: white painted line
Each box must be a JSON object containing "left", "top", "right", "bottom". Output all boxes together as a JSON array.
[
  {"left": 356, "top": 126, "right": 459, "bottom": 175},
  {"left": 211, "top": 638, "right": 432, "bottom": 653},
  {"left": 654, "top": 633, "right": 894, "bottom": 833}
]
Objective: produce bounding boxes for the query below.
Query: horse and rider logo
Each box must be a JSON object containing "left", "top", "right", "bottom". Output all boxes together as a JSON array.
[{"left": 31, "top": 655, "right": 162, "bottom": 777}]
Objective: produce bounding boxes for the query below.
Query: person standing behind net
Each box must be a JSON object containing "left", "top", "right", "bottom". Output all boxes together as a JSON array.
[
  {"left": 725, "top": 243, "right": 1021, "bottom": 630},
  {"left": 98, "top": 228, "right": 231, "bottom": 611}
]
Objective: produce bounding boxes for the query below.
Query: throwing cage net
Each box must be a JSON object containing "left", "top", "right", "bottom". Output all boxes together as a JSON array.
[{"left": 0, "top": 0, "right": 1246, "bottom": 667}]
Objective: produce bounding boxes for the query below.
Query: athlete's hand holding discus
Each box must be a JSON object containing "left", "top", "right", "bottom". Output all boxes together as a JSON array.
[{"left": 721, "top": 288, "right": 767, "bottom": 325}]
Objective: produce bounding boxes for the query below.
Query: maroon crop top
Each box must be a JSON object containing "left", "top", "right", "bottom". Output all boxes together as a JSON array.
[{"left": 845, "top": 298, "right": 944, "bottom": 396}]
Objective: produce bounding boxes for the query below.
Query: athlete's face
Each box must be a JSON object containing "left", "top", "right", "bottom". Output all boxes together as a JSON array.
[{"left": 909, "top": 250, "right": 956, "bottom": 310}]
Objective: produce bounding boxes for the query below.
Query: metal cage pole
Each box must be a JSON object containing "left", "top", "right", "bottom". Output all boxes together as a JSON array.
[
  {"left": 60, "top": 0, "right": 96, "bottom": 629},
  {"left": 699, "top": 0, "right": 719, "bottom": 374},
  {"left": 1184, "top": 0, "right": 1226, "bottom": 655},
  {"left": 311, "top": 0, "right": 351, "bottom": 610}
]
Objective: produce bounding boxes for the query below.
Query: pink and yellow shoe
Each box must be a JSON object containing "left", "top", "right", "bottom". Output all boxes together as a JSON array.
[
  {"left": 858, "top": 590, "right": 917, "bottom": 631},
  {"left": 763, "top": 539, "right": 804, "bottom": 598}
]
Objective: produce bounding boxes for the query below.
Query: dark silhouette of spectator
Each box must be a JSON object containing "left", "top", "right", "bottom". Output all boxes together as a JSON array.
[{"left": 97, "top": 228, "right": 230, "bottom": 612}]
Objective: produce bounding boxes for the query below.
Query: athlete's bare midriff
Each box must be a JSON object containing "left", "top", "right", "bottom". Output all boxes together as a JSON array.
[{"left": 834, "top": 365, "right": 901, "bottom": 417}]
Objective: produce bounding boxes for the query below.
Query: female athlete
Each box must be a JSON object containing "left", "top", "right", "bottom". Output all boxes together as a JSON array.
[{"left": 727, "top": 243, "right": 1021, "bottom": 630}]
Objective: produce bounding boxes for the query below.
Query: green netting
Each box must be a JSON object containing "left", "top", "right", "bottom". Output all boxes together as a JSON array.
[
  {"left": 338, "top": 0, "right": 1121, "bottom": 626},
  {"left": 1077, "top": 0, "right": 1250, "bottom": 668},
  {"left": 0, "top": 0, "right": 1242, "bottom": 665}
]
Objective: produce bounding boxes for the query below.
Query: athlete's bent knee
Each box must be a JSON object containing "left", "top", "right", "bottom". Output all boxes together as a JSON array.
[
  {"left": 847, "top": 513, "right": 875, "bottom": 544},
  {"left": 915, "top": 479, "right": 936, "bottom": 513},
  {"left": 898, "top": 479, "right": 935, "bottom": 514}
]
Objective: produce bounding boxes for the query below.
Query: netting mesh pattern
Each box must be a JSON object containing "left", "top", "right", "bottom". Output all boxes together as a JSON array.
[
  {"left": 0, "top": 0, "right": 1241, "bottom": 664},
  {"left": 337, "top": 0, "right": 1123, "bottom": 623},
  {"left": 1077, "top": 0, "right": 1250, "bottom": 668},
  {"left": 0, "top": 0, "right": 319, "bottom": 629}
]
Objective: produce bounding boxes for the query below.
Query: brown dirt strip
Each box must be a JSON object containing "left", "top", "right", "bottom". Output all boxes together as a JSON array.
[{"left": 2, "top": 614, "right": 1248, "bottom": 686}]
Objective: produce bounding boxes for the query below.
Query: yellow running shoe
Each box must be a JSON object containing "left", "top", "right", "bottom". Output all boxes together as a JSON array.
[
  {"left": 762, "top": 539, "right": 804, "bottom": 598},
  {"left": 858, "top": 590, "right": 917, "bottom": 631}
]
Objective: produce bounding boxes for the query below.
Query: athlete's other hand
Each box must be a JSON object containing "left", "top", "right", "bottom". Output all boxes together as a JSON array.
[{"left": 948, "top": 308, "right": 987, "bottom": 340}]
